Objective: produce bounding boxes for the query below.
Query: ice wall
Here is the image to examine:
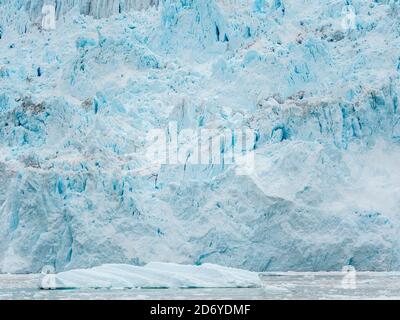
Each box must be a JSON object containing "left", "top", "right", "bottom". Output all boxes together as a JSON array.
[
  {"left": 0, "top": 0, "right": 160, "bottom": 32},
  {"left": 0, "top": 0, "right": 400, "bottom": 273},
  {"left": 62, "top": 0, "right": 160, "bottom": 18}
]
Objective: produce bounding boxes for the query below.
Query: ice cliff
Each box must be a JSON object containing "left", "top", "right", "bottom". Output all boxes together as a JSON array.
[{"left": 0, "top": 0, "right": 400, "bottom": 273}]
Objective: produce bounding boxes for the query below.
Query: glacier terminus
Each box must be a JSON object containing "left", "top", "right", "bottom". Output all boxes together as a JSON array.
[{"left": 0, "top": 0, "right": 400, "bottom": 279}]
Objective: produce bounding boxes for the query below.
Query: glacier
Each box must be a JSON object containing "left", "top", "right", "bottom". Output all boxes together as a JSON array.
[{"left": 0, "top": 0, "right": 400, "bottom": 273}]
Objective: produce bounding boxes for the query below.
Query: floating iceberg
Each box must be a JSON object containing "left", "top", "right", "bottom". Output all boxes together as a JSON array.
[{"left": 40, "top": 262, "right": 262, "bottom": 289}]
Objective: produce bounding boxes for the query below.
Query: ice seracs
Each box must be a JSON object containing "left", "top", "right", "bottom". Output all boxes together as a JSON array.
[{"left": 0, "top": 0, "right": 400, "bottom": 273}]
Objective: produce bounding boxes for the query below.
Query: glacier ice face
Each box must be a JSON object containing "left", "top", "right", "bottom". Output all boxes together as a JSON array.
[
  {"left": 0, "top": 0, "right": 400, "bottom": 273},
  {"left": 0, "top": 0, "right": 160, "bottom": 35}
]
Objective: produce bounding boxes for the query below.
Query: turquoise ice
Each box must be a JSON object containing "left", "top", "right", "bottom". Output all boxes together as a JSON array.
[{"left": 0, "top": 0, "right": 400, "bottom": 273}]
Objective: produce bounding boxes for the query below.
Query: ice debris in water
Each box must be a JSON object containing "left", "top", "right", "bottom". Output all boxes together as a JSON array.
[
  {"left": 0, "top": 0, "right": 400, "bottom": 274},
  {"left": 40, "top": 262, "right": 262, "bottom": 289}
]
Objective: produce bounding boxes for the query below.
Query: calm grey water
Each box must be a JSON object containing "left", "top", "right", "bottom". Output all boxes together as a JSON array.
[{"left": 1, "top": 273, "right": 400, "bottom": 300}]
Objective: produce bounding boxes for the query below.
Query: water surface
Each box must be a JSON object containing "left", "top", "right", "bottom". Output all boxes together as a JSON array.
[{"left": 1, "top": 273, "right": 399, "bottom": 300}]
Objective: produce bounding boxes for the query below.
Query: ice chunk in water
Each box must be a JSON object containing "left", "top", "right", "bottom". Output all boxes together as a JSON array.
[{"left": 40, "top": 262, "right": 262, "bottom": 290}]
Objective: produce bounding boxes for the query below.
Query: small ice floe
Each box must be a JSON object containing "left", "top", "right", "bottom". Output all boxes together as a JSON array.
[{"left": 40, "top": 263, "right": 262, "bottom": 290}]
